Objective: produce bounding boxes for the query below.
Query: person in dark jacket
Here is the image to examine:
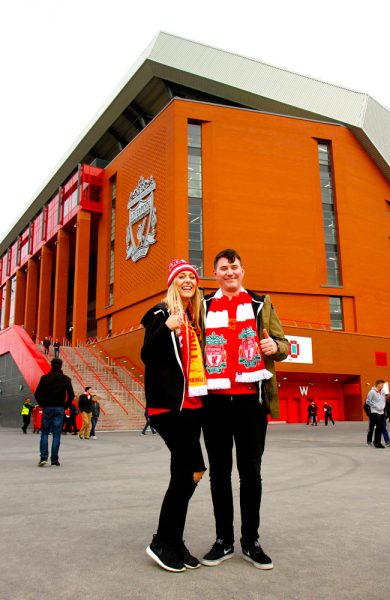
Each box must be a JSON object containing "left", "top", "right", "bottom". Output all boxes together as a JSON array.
[
  {"left": 34, "top": 358, "right": 74, "bottom": 466},
  {"left": 141, "top": 407, "right": 156, "bottom": 435},
  {"left": 323, "top": 402, "right": 335, "bottom": 426},
  {"left": 78, "top": 387, "right": 93, "bottom": 439},
  {"left": 90, "top": 395, "right": 100, "bottom": 439},
  {"left": 20, "top": 397, "right": 36, "bottom": 433},
  {"left": 141, "top": 259, "right": 207, "bottom": 573},
  {"left": 69, "top": 401, "right": 79, "bottom": 434},
  {"left": 42, "top": 336, "right": 51, "bottom": 356}
]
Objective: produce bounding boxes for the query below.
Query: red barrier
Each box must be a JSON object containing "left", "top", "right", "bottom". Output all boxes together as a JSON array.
[{"left": 0, "top": 325, "right": 50, "bottom": 392}]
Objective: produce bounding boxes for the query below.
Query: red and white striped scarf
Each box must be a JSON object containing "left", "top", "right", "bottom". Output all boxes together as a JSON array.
[{"left": 204, "top": 289, "right": 272, "bottom": 390}]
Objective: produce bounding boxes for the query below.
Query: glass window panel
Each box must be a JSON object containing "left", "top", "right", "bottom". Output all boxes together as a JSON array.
[
  {"left": 188, "top": 125, "right": 201, "bottom": 148},
  {"left": 329, "top": 297, "right": 343, "bottom": 330}
]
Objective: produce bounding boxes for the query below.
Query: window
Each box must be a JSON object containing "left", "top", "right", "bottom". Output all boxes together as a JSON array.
[
  {"left": 108, "top": 178, "right": 116, "bottom": 305},
  {"left": 329, "top": 297, "right": 343, "bottom": 330},
  {"left": 8, "top": 276, "right": 16, "bottom": 326},
  {"left": 188, "top": 123, "right": 203, "bottom": 275},
  {"left": 317, "top": 142, "right": 341, "bottom": 286}
]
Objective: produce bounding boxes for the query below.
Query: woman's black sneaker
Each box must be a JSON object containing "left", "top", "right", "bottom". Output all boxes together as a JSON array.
[
  {"left": 242, "top": 541, "right": 273, "bottom": 570},
  {"left": 146, "top": 537, "right": 186, "bottom": 572},
  {"left": 201, "top": 539, "right": 234, "bottom": 566},
  {"left": 175, "top": 540, "right": 201, "bottom": 569}
]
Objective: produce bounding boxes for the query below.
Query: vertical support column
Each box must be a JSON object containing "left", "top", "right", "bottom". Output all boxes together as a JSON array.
[
  {"left": 3, "top": 279, "right": 11, "bottom": 329},
  {"left": 53, "top": 229, "right": 70, "bottom": 341},
  {"left": 24, "top": 258, "right": 39, "bottom": 336},
  {"left": 13, "top": 269, "right": 27, "bottom": 325},
  {"left": 36, "top": 245, "right": 53, "bottom": 340},
  {"left": 72, "top": 210, "right": 91, "bottom": 345}
]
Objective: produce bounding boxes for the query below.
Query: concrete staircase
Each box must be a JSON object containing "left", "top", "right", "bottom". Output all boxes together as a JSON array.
[{"left": 38, "top": 342, "right": 145, "bottom": 431}]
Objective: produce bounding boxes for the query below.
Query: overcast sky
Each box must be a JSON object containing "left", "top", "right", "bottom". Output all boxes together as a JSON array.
[{"left": 0, "top": 0, "right": 388, "bottom": 243}]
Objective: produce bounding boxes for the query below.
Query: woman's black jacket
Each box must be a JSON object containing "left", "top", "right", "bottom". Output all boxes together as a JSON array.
[{"left": 141, "top": 303, "right": 185, "bottom": 411}]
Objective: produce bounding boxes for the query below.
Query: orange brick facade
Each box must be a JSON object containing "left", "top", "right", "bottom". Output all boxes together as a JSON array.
[
  {"left": 94, "top": 100, "right": 390, "bottom": 420},
  {"left": 1, "top": 99, "right": 389, "bottom": 421}
]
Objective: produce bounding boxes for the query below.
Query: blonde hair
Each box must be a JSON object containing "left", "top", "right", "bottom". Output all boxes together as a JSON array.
[{"left": 163, "top": 280, "right": 203, "bottom": 331}]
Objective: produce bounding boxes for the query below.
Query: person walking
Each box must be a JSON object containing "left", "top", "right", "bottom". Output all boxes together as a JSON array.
[
  {"left": 42, "top": 336, "right": 51, "bottom": 356},
  {"left": 69, "top": 401, "right": 79, "bottom": 434},
  {"left": 323, "top": 402, "right": 335, "bottom": 426},
  {"left": 306, "top": 402, "right": 318, "bottom": 426},
  {"left": 21, "top": 398, "right": 36, "bottom": 433},
  {"left": 141, "top": 259, "right": 207, "bottom": 573},
  {"left": 34, "top": 358, "right": 75, "bottom": 466},
  {"left": 201, "top": 249, "right": 289, "bottom": 570},
  {"left": 90, "top": 395, "right": 100, "bottom": 439},
  {"left": 366, "top": 379, "right": 386, "bottom": 448},
  {"left": 78, "top": 387, "right": 93, "bottom": 439},
  {"left": 53, "top": 339, "right": 61, "bottom": 358},
  {"left": 141, "top": 407, "right": 156, "bottom": 435}
]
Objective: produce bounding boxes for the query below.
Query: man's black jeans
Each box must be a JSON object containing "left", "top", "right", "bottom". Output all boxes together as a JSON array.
[
  {"left": 367, "top": 412, "right": 384, "bottom": 445},
  {"left": 150, "top": 408, "right": 205, "bottom": 545},
  {"left": 203, "top": 393, "right": 268, "bottom": 548}
]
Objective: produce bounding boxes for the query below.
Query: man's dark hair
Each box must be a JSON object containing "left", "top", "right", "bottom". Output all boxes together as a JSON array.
[
  {"left": 213, "top": 248, "right": 242, "bottom": 269},
  {"left": 51, "top": 358, "right": 63, "bottom": 370},
  {"left": 85, "top": 386, "right": 91, "bottom": 392},
  {"left": 374, "top": 379, "right": 385, "bottom": 386}
]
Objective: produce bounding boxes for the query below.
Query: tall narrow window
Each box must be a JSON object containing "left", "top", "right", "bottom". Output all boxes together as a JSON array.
[
  {"left": 8, "top": 276, "right": 16, "bottom": 326},
  {"left": 108, "top": 178, "right": 116, "bottom": 305},
  {"left": 318, "top": 142, "right": 341, "bottom": 286},
  {"left": 188, "top": 123, "right": 203, "bottom": 275},
  {"left": 329, "top": 297, "right": 343, "bottom": 330}
]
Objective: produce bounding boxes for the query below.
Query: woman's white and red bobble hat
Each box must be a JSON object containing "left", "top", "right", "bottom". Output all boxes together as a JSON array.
[{"left": 167, "top": 259, "right": 199, "bottom": 287}]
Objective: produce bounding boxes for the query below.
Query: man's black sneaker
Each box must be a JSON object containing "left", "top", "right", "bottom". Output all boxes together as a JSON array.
[
  {"left": 38, "top": 459, "right": 47, "bottom": 467},
  {"left": 201, "top": 539, "right": 234, "bottom": 566},
  {"left": 242, "top": 541, "right": 273, "bottom": 570},
  {"left": 146, "top": 537, "right": 186, "bottom": 572},
  {"left": 175, "top": 540, "right": 201, "bottom": 569},
  {"left": 51, "top": 461, "right": 61, "bottom": 466},
  {"left": 374, "top": 442, "right": 385, "bottom": 449}
]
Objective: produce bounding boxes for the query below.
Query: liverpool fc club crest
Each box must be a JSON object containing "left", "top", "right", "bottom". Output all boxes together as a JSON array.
[
  {"left": 238, "top": 327, "right": 261, "bottom": 368},
  {"left": 126, "top": 176, "right": 157, "bottom": 262},
  {"left": 205, "top": 332, "right": 227, "bottom": 374}
]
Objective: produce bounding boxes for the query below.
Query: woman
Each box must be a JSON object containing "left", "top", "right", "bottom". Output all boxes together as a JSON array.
[{"left": 141, "top": 259, "right": 207, "bottom": 573}]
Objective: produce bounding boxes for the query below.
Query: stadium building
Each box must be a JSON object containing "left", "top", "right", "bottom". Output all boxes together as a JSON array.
[{"left": 0, "top": 32, "right": 389, "bottom": 427}]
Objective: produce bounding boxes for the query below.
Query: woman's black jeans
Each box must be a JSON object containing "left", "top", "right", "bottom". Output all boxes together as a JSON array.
[{"left": 150, "top": 408, "right": 205, "bottom": 545}]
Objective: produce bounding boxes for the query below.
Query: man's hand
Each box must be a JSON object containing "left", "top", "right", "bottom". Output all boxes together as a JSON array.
[{"left": 260, "top": 328, "right": 278, "bottom": 356}]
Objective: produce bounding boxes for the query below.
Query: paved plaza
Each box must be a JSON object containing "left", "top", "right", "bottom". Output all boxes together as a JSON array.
[{"left": 1, "top": 422, "right": 388, "bottom": 600}]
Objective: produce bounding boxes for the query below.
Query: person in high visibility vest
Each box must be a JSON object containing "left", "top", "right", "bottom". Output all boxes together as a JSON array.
[{"left": 21, "top": 398, "right": 36, "bottom": 434}]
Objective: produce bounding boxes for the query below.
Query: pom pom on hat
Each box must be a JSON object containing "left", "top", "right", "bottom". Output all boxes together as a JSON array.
[{"left": 167, "top": 259, "right": 199, "bottom": 287}]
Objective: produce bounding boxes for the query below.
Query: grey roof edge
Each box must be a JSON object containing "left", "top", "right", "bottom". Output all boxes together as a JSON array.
[
  {"left": 1, "top": 31, "right": 389, "bottom": 254},
  {"left": 156, "top": 31, "right": 372, "bottom": 101}
]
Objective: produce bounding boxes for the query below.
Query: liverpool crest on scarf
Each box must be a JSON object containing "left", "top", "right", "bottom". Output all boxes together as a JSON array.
[{"left": 204, "top": 289, "right": 273, "bottom": 390}]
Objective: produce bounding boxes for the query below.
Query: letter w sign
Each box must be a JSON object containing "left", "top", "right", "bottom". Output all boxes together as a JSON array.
[{"left": 299, "top": 386, "right": 309, "bottom": 396}]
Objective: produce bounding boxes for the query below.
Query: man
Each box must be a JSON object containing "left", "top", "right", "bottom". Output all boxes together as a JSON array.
[
  {"left": 90, "top": 394, "right": 100, "bottom": 439},
  {"left": 323, "top": 402, "right": 335, "bottom": 426},
  {"left": 201, "top": 249, "right": 288, "bottom": 570},
  {"left": 69, "top": 401, "right": 79, "bottom": 435},
  {"left": 53, "top": 339, "right": 61, "bottom": 358},
  {"left": 42, "top": 336, "right": 51, "bottom": 356},
  {"left": 34, "top": 358, "right": 75, "bottom": 466},
  {"left": 78, "top": 387, "right": 93, "bottom": 439},
  {"left": 306, "top": 401, "right": 318, "bottom": 426},
  {"left": 20, "top": 397, "right": 36, "bottom": 433},
  {"left": 366, "top": 379, "right": 386, "bottom": 448}
]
